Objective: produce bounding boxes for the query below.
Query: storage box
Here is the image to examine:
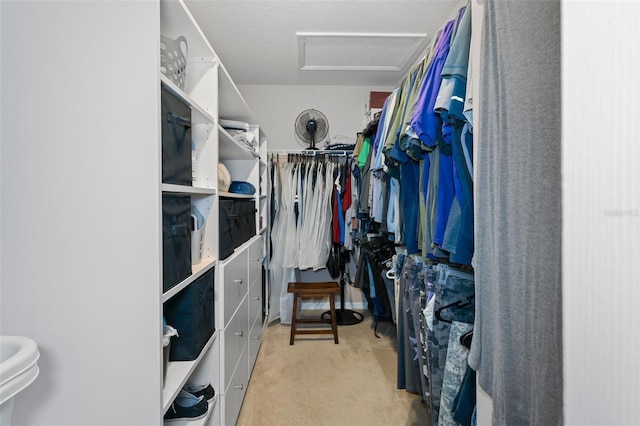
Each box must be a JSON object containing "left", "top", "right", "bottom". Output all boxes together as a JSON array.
[
  {"left": 219, "top": 198, "right": 256, "bottom": 260},
  {"left": 234, "top": 198, "right": 256, "bottom": 246},
  {"left": 164, "top": 267, "right": 215, "bottom": 361},
  {"left": 162, "top": 194, "right": 192, "bottom": 292},
  {"left": 161, "top": 86, "right": 192, "bottom": 186},
  {"left": 369, "top": 91, "right": 392, "bottom": 109}
]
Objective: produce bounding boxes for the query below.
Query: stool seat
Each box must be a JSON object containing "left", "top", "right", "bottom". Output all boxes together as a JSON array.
[{"left": 287, "top": 281, "right": 340, "bottom": 345}]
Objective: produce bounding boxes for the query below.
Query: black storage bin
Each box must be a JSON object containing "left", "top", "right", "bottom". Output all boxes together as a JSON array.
[
  {"left": 161, "top": 86, "right": 192, "bottom": 186},
  {"left": 162, "top": 194, "right": 192, "bottom": 292},
  {"left": 219, "top": 199, "right": 236, "bottom": 260},
  {"left": 219, "top": 198, "right": 256, "bottom": 260},
  {"left": 164, "top": 267, "right": 215, "bottom": 361},
  {"left": 235, "top": 199, "right": 256, "bottom": 246}
]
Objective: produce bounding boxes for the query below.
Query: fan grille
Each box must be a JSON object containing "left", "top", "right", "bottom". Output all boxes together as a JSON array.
[{"left": 295, "top": 109, "right": 329, "bottom": 149}]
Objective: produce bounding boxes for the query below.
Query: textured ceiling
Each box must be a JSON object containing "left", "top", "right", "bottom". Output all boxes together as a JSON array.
[{"left": 184, "top": 0, "right": 461, "bottom": 86}]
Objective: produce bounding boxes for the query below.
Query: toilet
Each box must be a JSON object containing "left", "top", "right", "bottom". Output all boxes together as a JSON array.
[{"left": 0, "top": 336, "right": 40, "bottom": 425}]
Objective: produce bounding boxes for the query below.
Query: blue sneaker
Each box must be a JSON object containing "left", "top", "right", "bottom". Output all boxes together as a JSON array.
[
  {"left": 164, "top": 390, "right": 208, "bottom": 422},
  {"left": 183, "top": 383, "right": 215, "bottom": 401}
]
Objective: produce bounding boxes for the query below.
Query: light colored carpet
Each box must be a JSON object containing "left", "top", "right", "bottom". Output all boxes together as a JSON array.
[{"left": 236, "top": 310, "right": 430, "bottom": 426}]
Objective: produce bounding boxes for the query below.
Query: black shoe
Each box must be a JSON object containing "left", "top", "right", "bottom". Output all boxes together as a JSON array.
[
  {"left": 183, "top": 383, "right": 215, "bottom": 401},
  {"left": 164, "top": 390, "right": 208, "bottom": 422}
]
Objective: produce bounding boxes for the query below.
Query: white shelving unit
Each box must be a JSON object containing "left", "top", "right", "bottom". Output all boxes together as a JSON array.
[
  {"left": 160, "top": 1, "right": 269, "bottom": 425},
  {"left": 0, "top": 1, "right": 268, "bottom": 424}
]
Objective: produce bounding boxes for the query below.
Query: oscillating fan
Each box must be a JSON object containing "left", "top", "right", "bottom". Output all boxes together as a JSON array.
[{"left": 294, "top": 109, "right": 330, "bottom": 150}]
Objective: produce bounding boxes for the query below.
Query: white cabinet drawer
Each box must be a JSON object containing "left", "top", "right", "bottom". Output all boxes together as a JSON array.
[
  {"left": 248, "top": 315, "right": 263, "bottom": 374},
  {"left": 222, "top": 251, "right": 248, "bottom": 325},
  {"left": 247, "top": 237, "right": 262, "bottom": 286},
  {"left": 223, "top": 296, "right": 249, "bottom": 392},
  {"left": 223, "top": 348, "right": 249, "bottom": 426},
  {"left": 248, "top": 278, "right": 262, "bottom": 328}
]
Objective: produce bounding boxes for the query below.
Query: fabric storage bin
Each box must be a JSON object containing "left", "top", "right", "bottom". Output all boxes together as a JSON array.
[
  {"left": 219, "top": 199, "right": 236, "bottom": 260},
  {"left": 219, "top": 198, "right": 256, "bottom": 260},
  {"left": 164, "top": 267, "right": 215, "bottom": 361},
  {"left": 234, "top": 199, "right": 256, "bottom": 247},
  {"left": 162, "top": 194, "right": 192, "bottom": 292},
  {"left": 161, "top": 85, "right": 192, "bottom": 186}
]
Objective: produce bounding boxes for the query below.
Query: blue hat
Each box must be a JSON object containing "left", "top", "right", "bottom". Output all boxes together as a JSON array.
[{"left": 229, "top": 181, "right": 256, "bottom": 195}]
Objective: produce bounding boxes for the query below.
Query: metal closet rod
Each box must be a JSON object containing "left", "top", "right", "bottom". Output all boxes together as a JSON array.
[{"left": 268, "top": 149, "right": 351, "bottom": 156}]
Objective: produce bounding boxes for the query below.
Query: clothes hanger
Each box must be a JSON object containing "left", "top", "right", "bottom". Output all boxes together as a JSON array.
[
  {"left": 460, "top": 329, "right": 473, "bottom": 349},
  {"left": 434, "top": 295, "right": 475, "bottom": 323}
]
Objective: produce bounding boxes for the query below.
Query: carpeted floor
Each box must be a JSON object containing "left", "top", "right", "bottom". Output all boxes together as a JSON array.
[{"left": 236, "top": 310, "right": 430, "bottom": 426}]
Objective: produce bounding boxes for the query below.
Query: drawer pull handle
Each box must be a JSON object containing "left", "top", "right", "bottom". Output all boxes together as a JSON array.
[
  {"left": 254, "top": 258, "right": 261, "bottom": 262},
  {"left": 234, "top": 279, "right": 243, "bottom": 285},
  {"left": 235, "top": 384, "right": 244, "bottom": 391},
  {"left": 252, "top": 297, "right": 260, "bottom": 301},
  {"left": 252, "top": 336, "right": 260, "bottom": 340},
  {"left": 234, "top": 331, "right": 244, "bottom": 337}
]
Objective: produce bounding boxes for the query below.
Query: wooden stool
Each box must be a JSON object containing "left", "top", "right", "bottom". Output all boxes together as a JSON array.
[{"left": 287, "top": 281, "right": 340, "bottom": 345}]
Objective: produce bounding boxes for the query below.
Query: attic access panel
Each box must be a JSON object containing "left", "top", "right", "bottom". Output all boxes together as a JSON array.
[{"left": 296, "top": 32, "right": 429, "bottom": 72}]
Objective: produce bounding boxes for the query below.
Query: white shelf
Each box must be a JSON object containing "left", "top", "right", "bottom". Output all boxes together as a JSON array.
[
  {"left": 162, "top": 332, "right": 218, "bottom": 414},
  {"left": 162, "top": 260, "right": 217, "bottom": 303},
  {"left": 162, "top": 184, "right": 216, "bottom": 195}
]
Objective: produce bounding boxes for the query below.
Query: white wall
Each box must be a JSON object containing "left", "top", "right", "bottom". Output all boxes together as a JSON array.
[
  {"left": 1, "top": 2, "right": 163, "bottom": 424},
  {"left": 237, "top": 84, "right": 394, "bottom": 150},
  {"left": 563, "top": 1, "right": 640, "bottom": 424}
]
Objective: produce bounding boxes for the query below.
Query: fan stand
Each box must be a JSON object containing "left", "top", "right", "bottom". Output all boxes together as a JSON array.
[
  {"left": 305, "top": 135, "right": 319, "bottom": 150},
  {"left": 321, "top": 271, "right": 363, "bottom": 326},
  {"left": 306, "top": 120, "right": 319, "bottom": 150}
]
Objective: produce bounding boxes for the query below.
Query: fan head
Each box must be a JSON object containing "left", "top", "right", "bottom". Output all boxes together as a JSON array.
[{"left": 295, "top": 109, "right": 329, "bottom": 150}]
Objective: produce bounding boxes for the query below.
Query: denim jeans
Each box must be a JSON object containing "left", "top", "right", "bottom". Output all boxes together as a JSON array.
[
  {"left": 397, "top": 255, "right": 423, "bottom": 394},
  {"left": 428, "top": 265, "right": 475, "bottom": 426}
]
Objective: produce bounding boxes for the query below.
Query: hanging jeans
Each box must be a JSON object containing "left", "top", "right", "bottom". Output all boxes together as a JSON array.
[
  {"left": 452, "top": 364, "right": 476, "bottom": 426},
  {"left": 439, "top": 321, "right": 474, "bottom": 426},
  {"left": 428, "top": 266, "right": 475, "bottom": 426},
  {"left": 409, "top": 263, "right": 431, "bottom": 402},
  {"left": 397, "top": 255, "right": 422, "bottom": 394}
]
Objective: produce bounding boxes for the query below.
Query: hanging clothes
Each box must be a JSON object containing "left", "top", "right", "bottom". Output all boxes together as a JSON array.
[
  {"left": 269, "top": 155, "right": 297, "bottom": 323},
  {"left": 345, "top": 4, "right": 482, "bottom": 426},
  {"left": 270, "top": 153, "right": 355, "bottom": 321}
]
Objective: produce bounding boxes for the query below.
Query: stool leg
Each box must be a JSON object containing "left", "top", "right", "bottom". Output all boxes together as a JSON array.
[
  {"left": 329, "top": 294, "right": 338, "bottom": 344},
  {"left": 290, "top": 294, "right": 299, "bottom": 345}
]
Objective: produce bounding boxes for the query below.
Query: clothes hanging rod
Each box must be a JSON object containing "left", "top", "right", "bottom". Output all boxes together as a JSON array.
[{"left": 268, "top": 149, "right": 352, "bottom": 156}]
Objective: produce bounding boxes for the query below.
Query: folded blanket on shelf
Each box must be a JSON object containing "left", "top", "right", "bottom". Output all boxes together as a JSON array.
[{"left": 227, "top": 128, "right": 257, "bottom": 152}]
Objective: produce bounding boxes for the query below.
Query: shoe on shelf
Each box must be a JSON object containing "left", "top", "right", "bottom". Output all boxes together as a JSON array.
[
  {"left": 164, "top": 390, "right": 208, "bottom": 422},
  {"left": 183, "top": 383, "right": 216, "bottom": 401}
]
